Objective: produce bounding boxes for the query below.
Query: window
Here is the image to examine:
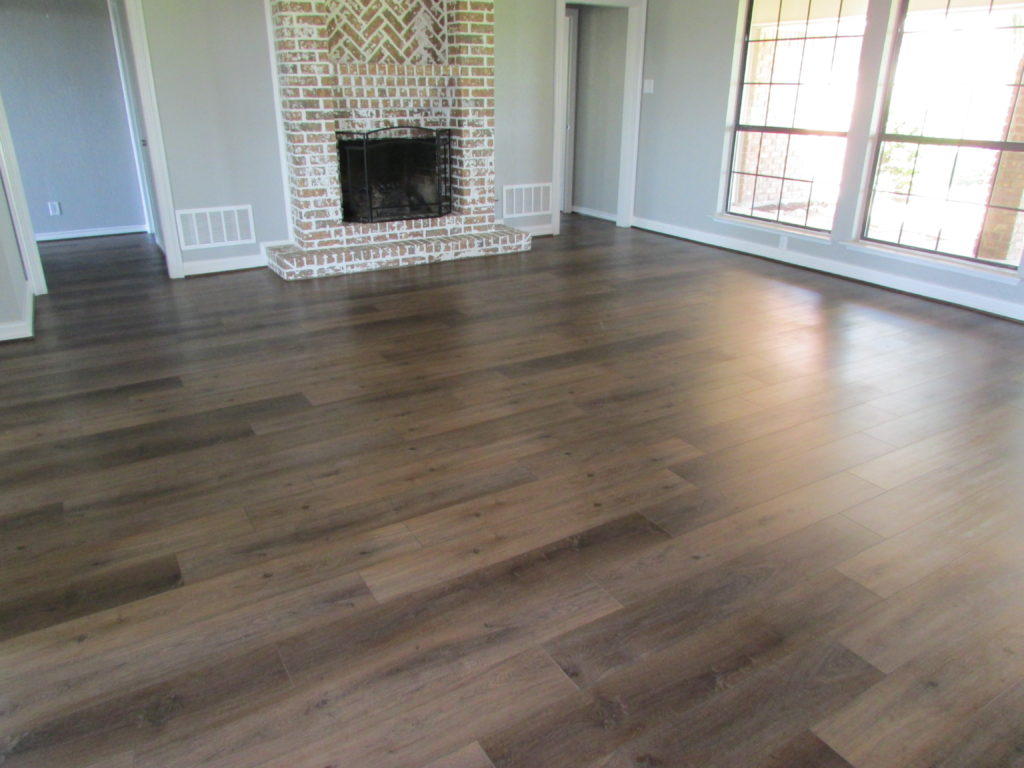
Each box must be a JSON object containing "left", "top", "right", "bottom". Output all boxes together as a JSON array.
[
  {"left": 727, "top": 0, "right": 869, "bottom": 231},
  {"left": 865, "top": 0, "right": 1024, "bottom": 268}
]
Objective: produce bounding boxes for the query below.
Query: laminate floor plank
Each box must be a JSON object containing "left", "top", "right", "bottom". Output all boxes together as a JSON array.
[
  {"left": 545, "top": 515, "right": 881, "bottom": 690},
  {"left": 0, "top": 525, "right": 400, "bottom": 681},
  {"left": 839, "top": 536, "right": 1024, "bottom": 674},
  {"left": 903, "top": 677, "right": 1024, "bottom": 768},
  {"left": 486, "top": 570, "right": 878, "bottom": 768},
  {"left": 0, "top": 646, "right": 290, "bottom": 768},
  {"left": 848, "top": 405, "right": 1024, "bottom": 490},
  {"left": 0, "top": 393, "right": 312, "bottom": 490},
  {"left": 837, "top": 472, "right": 1024, "bottom": 597},
  {"left": 841, "top": 453, "right": 1017, "bottom": 537},
  {"left": 815, "top": 619, "right": 1024, "bottom": 767},
  {"left": 594, "top": 470, "right": 884, "bottom": 604},
  {"left": 137, "top": 649, "right": 575, "bottom": 768},
  {"left": 361, "top": 467, "right": 689, "bottom": 602},
  {"left": 2, "top": 218, "right": 1024, "bottom": 766},
  {"left": 0, "top": 571, "right": 373, "bottom": 740},
  {"left": 755, "top": 731, "right": 855, "bottom": 768},
  {"left": 608, "top": 640, "right": 882, "bottom": 768},
  {"left": 0, "top": 553, "right": 183, "bottom": 641},
  {"left": 419, "top": 743, "right": 496, "bottom": 768}
]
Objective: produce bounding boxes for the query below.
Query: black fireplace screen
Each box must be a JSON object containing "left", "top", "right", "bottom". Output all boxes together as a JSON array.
[{"left": 337, "top": 126, "right": 452, "bottom": 223}]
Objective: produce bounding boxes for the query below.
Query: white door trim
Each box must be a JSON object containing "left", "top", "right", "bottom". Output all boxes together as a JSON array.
[
  {"left": 562, "top": 6, "right": 579, "bottom": 214},
  {"left": 123, "top": 0, "right": 184, "bottom": 279},
  {"left": 263, "top": 0, "right": 295, "bottom": 247},
  {"left": 0, "top": 89, "right": 46, "bottom": 296},
  {"left": 552, "top": 0, "right": 647, "bottom": 234},
  {"left": 107, "top": 0, "right": 155, "bottom": 236}
]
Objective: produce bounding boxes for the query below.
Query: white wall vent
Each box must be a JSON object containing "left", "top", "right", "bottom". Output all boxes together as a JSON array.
[
  {"left": 502, "top": 183, "right": 553, "bottom": 219},
  {"left": 176, "top": 205, "right": 256, "bottom": 250}
]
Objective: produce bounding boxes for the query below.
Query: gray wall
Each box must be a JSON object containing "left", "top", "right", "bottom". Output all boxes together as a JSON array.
[
  {"left": 633, "top": 0, "right": 740, "bottom": 229},
  {"left": 141, "top": 0, "right": 288, "bottom": 264},
  {"left": 494, "top": 0, "right": 556, "bottom": 231},
  {"left": 0, "top": 0, "right": 146, "bottom": 239},
  {"left": 572, "top": 5, "right": 627, "bottom": 218},
  {"left": 0, "top": 172, "right": 29, "bottom": 333}
]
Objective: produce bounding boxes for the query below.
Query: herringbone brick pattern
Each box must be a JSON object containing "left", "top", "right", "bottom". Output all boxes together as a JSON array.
[{"left": 327, "top": 0, "right": 448, "bottom": 65}]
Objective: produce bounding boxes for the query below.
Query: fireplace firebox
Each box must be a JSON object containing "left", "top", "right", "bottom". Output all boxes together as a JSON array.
[{"left": 337, "top": 126, "right": 452, "bottom": 223}]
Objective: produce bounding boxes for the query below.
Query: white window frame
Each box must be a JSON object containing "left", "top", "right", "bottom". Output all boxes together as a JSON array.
[
  {"left": 859, "top": 0, "right": 1024, "bottom": 269},
  {"left": 723, "top": 0, "right": 873, "bottom": 234},
  {"left": 722, "top": 0, "right": 1024, "bottom": 280}
]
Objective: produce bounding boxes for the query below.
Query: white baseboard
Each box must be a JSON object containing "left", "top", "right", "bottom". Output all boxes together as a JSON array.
[
  {"left": 0, "top": 281, "right": 34, "bottom": 341},
  {"left": 632, "top": 216, "right": 1024, "bottom": 323},
  {"left": 183, "top": 251, "right": 269, "bottom": 277},
  {"left": 36, "top": 225, "right": 148, "bottom": 242},
  {"left": 572, "top": 206, "right": 617, "bottom": 223}
]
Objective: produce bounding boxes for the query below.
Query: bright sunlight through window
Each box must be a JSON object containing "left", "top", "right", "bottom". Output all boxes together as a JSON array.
[
  {"left": 727, "top": 0, "right": 868, "bottom": 231},
  {"left": 865, "top": 0, "right": 1024, "bottom": 267}
]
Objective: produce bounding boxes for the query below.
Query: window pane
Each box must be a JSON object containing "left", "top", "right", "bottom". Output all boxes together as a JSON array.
[
  {"left": 742, "top": 0, "right": 866, "bottom": 133},
  {"left": 866, "top": 0, "right": 1024, "bottom": 267},
  {"left": 867, "top": 143, "right": 1024, "bottom": 266},
  {"left": 949, "top": 147, "right": 998, "bottom": 205},
  {"left": 887, "top": 2, "right": 1024, "bottom": 142},
  {"left": 730, "top": 173, "right": 758, "bottom": 216},
  {"left": 866, "top": 190, "right": 909, "bottom": 243},
  {"left": 728, "top": 0, "right": 867, "bottom": 230},
  {"left": 786, "top": 134, "right": 848, "bottom": 187},
  {"left": 780, "top": 178, "right": 813, "bottom": 226},
  {"left": 754, "top": 176, "right": 784, "bottom": 220},
  {"left": 730, "top": 130, "right": 846, "bottom": 230},
  {"left": 766, "top": 84, "right": 800, "bottom": 127},
  {"left": 938, "top": 201, "right": 987, "bottom": 256},
  {"left": 978, "top": 207, "right": 1024, "bottom": 264}
]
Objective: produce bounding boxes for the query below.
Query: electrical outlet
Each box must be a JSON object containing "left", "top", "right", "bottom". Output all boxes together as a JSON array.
[
  {"left": 47, "top": 201, "right": 62, "bottom": 216},
  {"left": 643, "top": 79, "right": 655, "bottom": 94}
]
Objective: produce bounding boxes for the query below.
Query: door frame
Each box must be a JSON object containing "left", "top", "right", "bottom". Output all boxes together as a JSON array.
[
  {"left": 122, "top": 0, "right": 183, "bottom": 278},
  {"left": 0, "top": 0, "right": 184, "bottom": 283},
  {"left": 108, "top": 0, "right": 155, "bottom": 237},
  {"left": 0, "top": 89, "right": 46, "bottom": 296},
  {"left": 561, "top": 6, "right": 579, "bottom": 214},
  {"left": 552, "top": 0, "right": 647, "bottom": 235}
]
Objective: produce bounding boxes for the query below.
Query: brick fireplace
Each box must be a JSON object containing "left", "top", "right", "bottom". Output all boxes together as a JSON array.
[{"left": 266, "top": 0, "right": 531, "bottom": 280}]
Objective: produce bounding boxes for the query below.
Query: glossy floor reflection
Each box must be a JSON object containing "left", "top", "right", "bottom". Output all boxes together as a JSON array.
[{"left": 2, "top": 216, "right": 1024, "bottom": 767}]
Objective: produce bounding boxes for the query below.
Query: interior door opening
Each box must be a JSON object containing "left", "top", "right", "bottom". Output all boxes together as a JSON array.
[
  {"left": 552, "top": 0, "right": 647, "bottom": 235},
  {"left": 0, "top": 0, "right": 160, "bottom": 287},
  {"left": 565, "top": 3, "right": 629, "bottom": 225}
]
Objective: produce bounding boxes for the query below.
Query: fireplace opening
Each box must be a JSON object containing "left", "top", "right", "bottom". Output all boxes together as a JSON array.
[{"left": 337, "top": 126, "right": 452, "bottom": 223}]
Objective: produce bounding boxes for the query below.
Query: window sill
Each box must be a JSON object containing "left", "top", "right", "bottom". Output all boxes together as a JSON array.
[
  {"left": 713, "top": 213, "right": 833, "bottom": 244},
  {"left": 840, "top": 240, "right": 1023, "bottom": 285}
]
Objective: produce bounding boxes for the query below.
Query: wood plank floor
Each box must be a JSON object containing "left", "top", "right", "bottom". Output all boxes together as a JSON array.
[{"left": 2, "top": 216, "right": 1024, "bottom": 767}]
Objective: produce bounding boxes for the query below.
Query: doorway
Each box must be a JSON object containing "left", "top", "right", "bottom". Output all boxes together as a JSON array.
[
  {"left": 0, "top": 0, "right": 164, "bottom": 289},
  {"left": 552, "top": 0, "right": 647, "bottom": 236}
]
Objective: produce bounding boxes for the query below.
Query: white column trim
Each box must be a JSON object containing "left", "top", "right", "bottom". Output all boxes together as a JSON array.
[
  {"left": 0, "top": 88, "right": 46, "bottom": 296},
  {"left": 122, "top": 0, "right": 185, "bottom": 279},
  {"left": 263, "top": 0, "right": 295, "bottom": 247},
  {"left": 0, "top": 280, "right": 34, "bottom": 341},
  {"left": 616, "top": 0, "right": 647, "bottom": 228}
]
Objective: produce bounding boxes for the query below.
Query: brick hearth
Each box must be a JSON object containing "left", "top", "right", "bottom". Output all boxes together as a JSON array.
[{"left": 267, "top": 0, "right": 530, "bottom": 280}]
